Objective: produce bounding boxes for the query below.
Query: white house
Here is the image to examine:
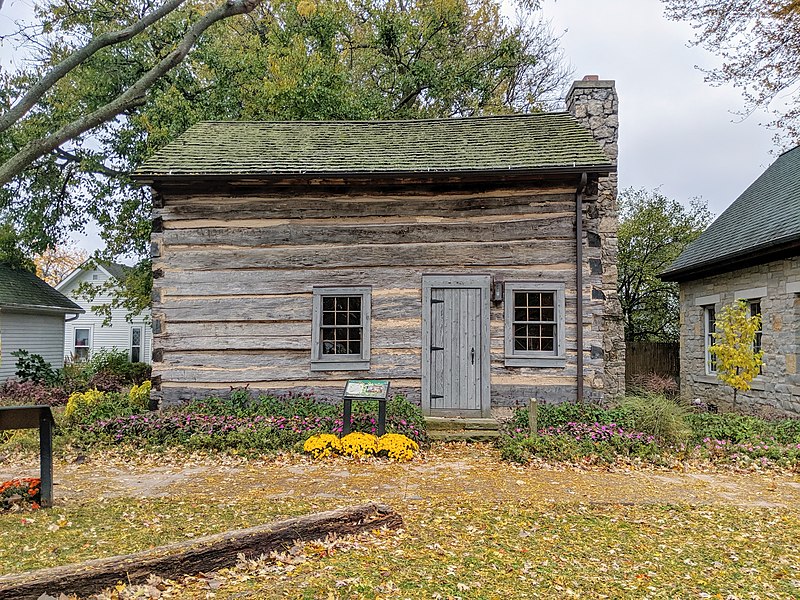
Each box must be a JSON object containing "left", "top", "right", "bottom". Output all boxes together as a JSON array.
[
  {"left": 56, "top": 262, "right": 153, "bottom": 364},
  {"left": 0, "top": 264, "right": 84, "bottom": 380}
]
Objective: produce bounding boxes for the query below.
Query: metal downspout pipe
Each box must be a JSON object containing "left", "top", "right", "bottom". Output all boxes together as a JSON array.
[{"left": 576, "top": 173, "right": 588, "bottom": 403}]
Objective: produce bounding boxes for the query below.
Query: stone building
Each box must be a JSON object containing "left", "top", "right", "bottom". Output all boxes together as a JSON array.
[
  {"left": 135, "top": 76, "right": 625, "bottom": 413},
  {"left": 662, "top": 146, "right": 800, "bottom": 416}
]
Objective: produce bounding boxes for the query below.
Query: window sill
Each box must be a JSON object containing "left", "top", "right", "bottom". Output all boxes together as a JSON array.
[
  {"left": 311, "top": 360, "right": 370, "bottom": 372},
  {"left": 695, "top": 374, "right": 719, "bottom": 385},
  {"left": 504, "top": 356, "right": 566, "bottom": 368}
]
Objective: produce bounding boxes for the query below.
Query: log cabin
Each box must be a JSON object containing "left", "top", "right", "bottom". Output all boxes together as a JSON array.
[{"left": 134, "top": 76, "right": 625, "bottom": 415}]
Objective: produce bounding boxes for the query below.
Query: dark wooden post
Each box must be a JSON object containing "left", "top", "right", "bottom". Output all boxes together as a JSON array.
[
  {"left": 0, "top": 406, "right": 55, "bottom": 508},
  {"left": 377, "top": 399, "right": 386, "bottom": 437},
  {"left": 39, "top": 413, "right": 53, "bottom": 508},
  {"left": 342, "top": 398, "right": 352, "bottom": 436}
]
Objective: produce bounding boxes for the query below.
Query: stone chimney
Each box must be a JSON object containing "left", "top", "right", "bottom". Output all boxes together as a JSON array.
[
  {"left": 566, "top": 76, "right": 625, "bottom": 399},
  {"left": 566, "top": 76, "right": 618, "bottom": 165}
]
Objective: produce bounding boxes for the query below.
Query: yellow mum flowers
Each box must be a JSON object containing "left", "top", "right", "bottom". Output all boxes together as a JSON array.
[{"left": 304, "top": 432, "right": 419, "bottom": 461}]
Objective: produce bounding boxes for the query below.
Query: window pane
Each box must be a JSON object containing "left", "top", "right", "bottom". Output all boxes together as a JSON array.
[
  {"left": 75, "top": 329, "right": 90, "bottom": 347},
  {"left": 132, "top": 328, "right": 141, "bottom": 346},
  {"left": 322, "top": 297, "right": 334, "bottom": 311},
  {"left": 131, "top": 347, "right": 141, "bottom": 363}
]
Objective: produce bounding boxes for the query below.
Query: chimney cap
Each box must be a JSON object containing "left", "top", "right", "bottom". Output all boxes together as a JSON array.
[{"left": 583, "top": 75, "right": 600, "bottom": 81}]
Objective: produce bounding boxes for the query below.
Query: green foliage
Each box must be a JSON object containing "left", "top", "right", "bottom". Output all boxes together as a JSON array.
[
  {"left": 687, "top": 412, "right": 800, "bottom": 445},
  {"left": 12, "top": 350, "right": 60, "bottom": 385},
  {"left": 710, "top": 300, "right": 764, "bottom": 399},
  {"left": 687, "top": 412, "right": 770, "bottom": 444},
  {"left": 63, "top": 381, "right": 151, "bottom": 426},
  {"left": 617, "top": 188, "right": 712, "bottom": 341},
  {"left": 1, "top": 0, "right": 569, "bottom": 315},
  {"left": 617, "top": 395, "right": 691, "bottom": 445},
  {"left": 0, "top": 223, "right": 35, "bottom": 273},
  {"left": 498, "top": 432, "right": 662, "bottom": 465}
]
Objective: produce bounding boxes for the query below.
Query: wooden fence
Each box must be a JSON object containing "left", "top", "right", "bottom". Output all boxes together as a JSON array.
[{"left": 625, "top": 341, "right": 680, "bottom": 386}]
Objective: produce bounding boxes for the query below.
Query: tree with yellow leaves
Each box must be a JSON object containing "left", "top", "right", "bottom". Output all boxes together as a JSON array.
[
  {"left": 709, "top": 300, "right": 764, "bottom": 406},
  {"left": 34, "top": 246, "right": 89, "bottom": 287}
]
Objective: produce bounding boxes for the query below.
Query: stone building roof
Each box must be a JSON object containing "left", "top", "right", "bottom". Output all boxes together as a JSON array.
[
  {"left": 662, "top": 146, "right": 800, "bottom": 281},
  {"left": 0, "top": 264, "right": 84, "bottom": 313},
  {"left": 133, "top": 114, "right": 614, "bottom": 180}
]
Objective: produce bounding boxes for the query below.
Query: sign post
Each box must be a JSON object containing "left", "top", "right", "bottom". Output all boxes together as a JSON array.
[
  {"left": 0, "top": 406, "right": 55, "bottom": 507},
  {"left": 342, "top": 380, "right": 391, "bottom": 436}
]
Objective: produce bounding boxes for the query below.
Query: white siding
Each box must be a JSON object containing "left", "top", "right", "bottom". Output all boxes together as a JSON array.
[
  {"left": 0, "top": 311, "right": 66, "bottom": 380},
  {"left": 60, "top": 268, "right": 153, "bottom": 364}
]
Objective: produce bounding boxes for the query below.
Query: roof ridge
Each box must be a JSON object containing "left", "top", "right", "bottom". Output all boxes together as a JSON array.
[{"left": 192, "top": 113, "right": 570, "bottom": 126}]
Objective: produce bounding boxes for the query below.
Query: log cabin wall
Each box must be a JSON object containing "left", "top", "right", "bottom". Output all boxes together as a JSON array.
[{"left": 151, "top": 179, "right": 613, "bottom": 407}]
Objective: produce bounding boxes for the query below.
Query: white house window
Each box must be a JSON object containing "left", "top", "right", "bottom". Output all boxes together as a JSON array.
[
  {"left": 74, "top": 327, "right": 91, "bottom": 362},
  {"left": 130, "top": 327, "right": 143, "bottom": 363},
  {"left": 311, "top": 287, "right": 371, "bottom": 371},
  {"left": 704, "top": 306, "right": 716, "bottom": 374},
  {"left": 504, "top": 282, "right": 566, "bottom": 367}
]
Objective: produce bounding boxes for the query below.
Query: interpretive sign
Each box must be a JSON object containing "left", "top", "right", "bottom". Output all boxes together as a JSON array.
[
  {"left": 342, "top": 379, "right": 391, "bottom": 436},
  {"left": 344, "top": 379, "right": 390, "bottom": 400}
]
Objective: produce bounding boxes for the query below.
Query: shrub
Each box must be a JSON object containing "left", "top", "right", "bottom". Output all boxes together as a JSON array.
[
  {"left": 0, "top": 380, "right": 69, "bottom": 406},
  {"left": 86, "top": 370, "right": 125, "bottom": 393},
  {"left": 629, "top": 372, "right": 679, "bottom": 397},
  {"left": 12, "top": 350, "right": 59, "bottom": 385},
  {"left": 303, "top": 432, "right": 419, "bottom": 461},
  {"left": 617, "top": 395, "right": 691, "bottom": 445},
  {"left": 377, "top": 433, "right": 420, "bottom": 461},
  {"left": 339, "top": 432, "right": 378, "bottom": 458},
  {"left": 64, "top": 381, "right": 151, "bottom": 426},
  {"left": 687, "top": 412, "right": 770, "bottom": 444},
  {"left": 303, "top": 433, "right": 342, "bottom": 458},
  {"left": 87, "top": 349, "right": 134, "bottom": 379}
]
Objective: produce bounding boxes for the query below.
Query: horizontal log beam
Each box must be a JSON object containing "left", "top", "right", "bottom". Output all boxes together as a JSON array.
[{"left": 0, "top": 503, "right": 403, "bottom": 600}]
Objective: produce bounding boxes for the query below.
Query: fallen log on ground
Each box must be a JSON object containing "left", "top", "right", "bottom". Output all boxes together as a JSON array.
[{"left": 0, "top": 502, "right": 402, "bottom": 600}]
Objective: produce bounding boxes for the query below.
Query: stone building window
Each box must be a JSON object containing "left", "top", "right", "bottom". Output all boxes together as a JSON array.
[
  {"left": 704, "top": 306, "right": 716, "bottom": 374},
  {"left": 504, "top": 281, "right": 566, "bottom": 367},
  {"left": 311, "top": 286, "right": 371, "bottom": 371},
  {"left": 749, "top": 300, "right": 762, "bottom": 374}
]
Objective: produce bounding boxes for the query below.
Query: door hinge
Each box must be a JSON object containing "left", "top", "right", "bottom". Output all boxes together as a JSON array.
[
  {"left": 430, "top": 394, "right": 444, "bottom": 399},
  {"left": 431, "top": 298, "right": 444, "bottom": 304},
  {"left": 431, "top": 346, "right": 444, "bottom": 351}
]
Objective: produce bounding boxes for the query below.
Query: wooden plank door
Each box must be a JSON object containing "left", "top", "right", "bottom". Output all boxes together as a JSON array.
[{"left": 422, "top": 275, "right": 490, "bottom": 417}]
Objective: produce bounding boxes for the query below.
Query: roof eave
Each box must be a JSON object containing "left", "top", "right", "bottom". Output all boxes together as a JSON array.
[
  {"left": 0, "top": 302, "right": 85, "bottom": 314},
  {"left": 131, "top": 164, "right": 616, "bottom": 184},
  {"left": 661, "top": 235, "right": 800, "bottom": 282}
]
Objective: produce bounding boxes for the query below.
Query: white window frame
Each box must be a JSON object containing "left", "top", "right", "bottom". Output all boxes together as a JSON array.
[
  {"left": 748, "top": 299, "right": 763, "bottom": 375},
  {"left": 704, "top": 305, "right": 716, "bottom": 375},
  {"left": 311, "top": 286, "right": 371, "bottom": 371},
  {"left": 504, "top": 281, "right": 566, "bottom": 367},
  {"left": 130, "top": 326, "right": 143, "bottom": 363},
  {"left": 73, "top": 326, "right": 92, "bottom": 362}
]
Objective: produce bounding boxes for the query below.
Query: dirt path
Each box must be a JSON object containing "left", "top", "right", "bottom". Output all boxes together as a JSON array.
[{"left": 3, "top": 444, "right": 799, "bottom": 509}]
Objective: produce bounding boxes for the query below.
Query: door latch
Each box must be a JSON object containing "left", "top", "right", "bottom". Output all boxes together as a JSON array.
[{"left": 471, "top": 347, "right": 475, "bottom": 365}]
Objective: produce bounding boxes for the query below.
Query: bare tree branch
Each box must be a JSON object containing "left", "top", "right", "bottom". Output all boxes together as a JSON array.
[
  {"left": 0, "top": 0, "right": 262, "bottom": 186},
  {"left": 0, "top": 0, "right": 187, "bottom": 134}
]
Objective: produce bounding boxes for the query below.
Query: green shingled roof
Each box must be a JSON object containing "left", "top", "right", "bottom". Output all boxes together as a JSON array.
[
  {"left": 0, "top": 264, "right": 83, "bottom": 313},
  {"left": 134, "top": 114, "right": 613, "bottom": 179},
  {"left": 663, "top": 146, "right": 800, "bottom": 281}
]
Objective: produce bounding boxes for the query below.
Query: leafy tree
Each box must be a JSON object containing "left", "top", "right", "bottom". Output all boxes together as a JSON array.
[
  {"left": 617, "top": 187, "right": 712, "bottom": 342},
  {"left": 0, "top": 222, "right": 36, "bottom": 273},
  {"left": 662, "top": 0, "right": 800, "bottom": 141},
  {"left": 34, "top": 244, "right": 89, "bottom": 286},
  {"left": 1, "top": 0, "right": 567, "bottom": 315},
  {"left": 710, "top": 300, "right": 764, "bottom": 406}
]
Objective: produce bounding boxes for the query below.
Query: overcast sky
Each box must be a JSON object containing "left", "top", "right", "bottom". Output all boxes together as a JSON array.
[{"left": 0, "top": 0, "right": 787, "bottom": 253}]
